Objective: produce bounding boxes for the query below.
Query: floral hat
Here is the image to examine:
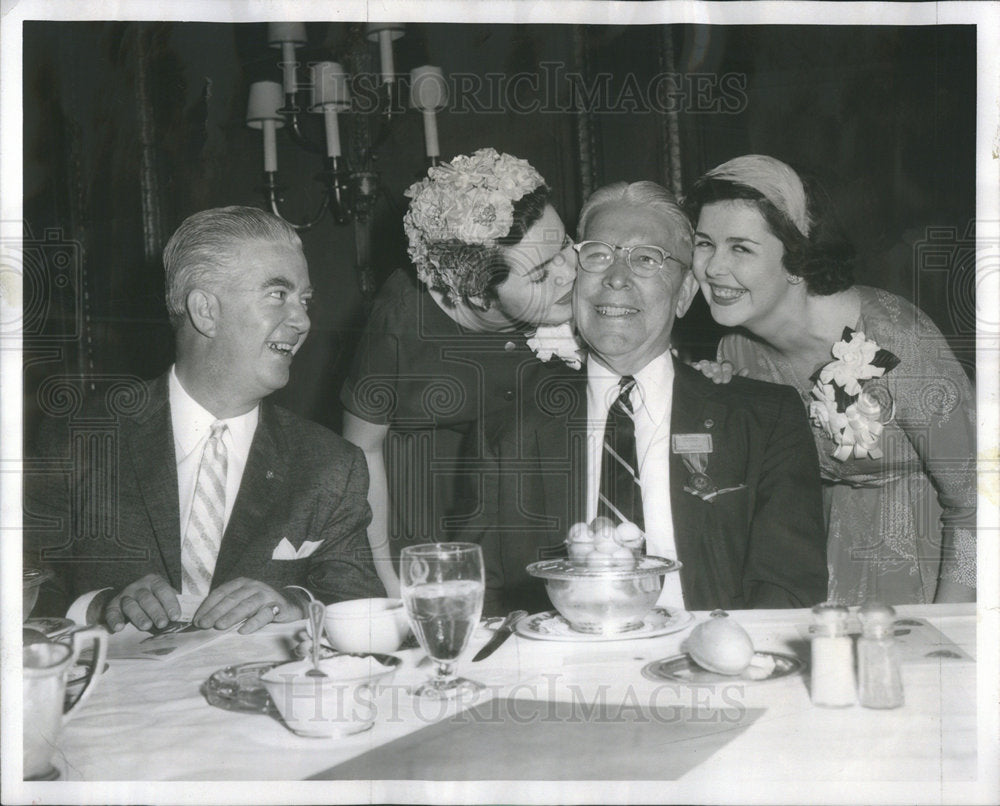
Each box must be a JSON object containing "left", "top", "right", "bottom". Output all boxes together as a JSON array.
[{"left": 403, "top": 148, "right": 545, "bottom": 299}]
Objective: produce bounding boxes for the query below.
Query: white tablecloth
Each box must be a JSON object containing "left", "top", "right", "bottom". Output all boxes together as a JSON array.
[{"left": 12, "top": 603, "right": 996, "bottom": 805}]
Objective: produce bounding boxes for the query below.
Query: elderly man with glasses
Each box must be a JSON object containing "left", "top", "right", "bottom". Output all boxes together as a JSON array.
[{"left": 465, "top": 181, "right": 829, "bottom": 617}]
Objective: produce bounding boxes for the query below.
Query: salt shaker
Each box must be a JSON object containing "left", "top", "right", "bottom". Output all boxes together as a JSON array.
[
  {"left": 857, "top": 602, "right": 904, "bottom": 709},
  {"left": 810, "top": 603, "right": 855, "bottom": 707}
]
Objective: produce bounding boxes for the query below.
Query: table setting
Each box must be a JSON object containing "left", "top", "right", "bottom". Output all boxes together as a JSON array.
[{"left": 16, "top": 534, "right": 986, "bottom": 803}]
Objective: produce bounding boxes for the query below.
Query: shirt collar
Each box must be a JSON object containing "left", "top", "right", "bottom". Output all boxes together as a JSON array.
[
  {"left": 168, "top": 366, "right": 259, "bottom": 464},
  {"left": 586, "top": 350, "right": 675, "bottom": 427},
  {"left": 632, "top": 350, "right": 675, "bottom": 428},
  {"left": 586, "top": 358, "right": 622, "bottom": 418}
]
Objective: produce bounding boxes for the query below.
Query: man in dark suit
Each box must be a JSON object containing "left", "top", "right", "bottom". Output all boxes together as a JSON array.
[
  {"left": 468, "top": 182, "right": 827, "bottom": 616},
  {"left": 24, "top": 206, "right": 383, "bottom": 633}
]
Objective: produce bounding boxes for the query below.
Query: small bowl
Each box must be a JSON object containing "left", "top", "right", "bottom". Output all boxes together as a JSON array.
[
  {"left": 261, "top": 653, "right": 401, "bottom": 737},
  {"left": 323, "top": 597, "right": 410, "bottom": 654},
  {"left": 526, "top": 556, "right": 680, "bottom": 635}
]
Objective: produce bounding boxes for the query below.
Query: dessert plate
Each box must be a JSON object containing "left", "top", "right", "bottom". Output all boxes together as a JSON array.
[
  {"left": 641, "top": 651, "right": 804, "bottom": 684},
  {"left": 514, "top": 607, "right": 693, "bottom": 642}
]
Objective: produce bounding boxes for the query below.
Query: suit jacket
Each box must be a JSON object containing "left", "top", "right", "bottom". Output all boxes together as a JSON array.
[
  {"left": 24, "top": 374, "right": 384, "bottom": 615},
  {"left": 464, "top": 359, "right": 828, "bottom": 616}
]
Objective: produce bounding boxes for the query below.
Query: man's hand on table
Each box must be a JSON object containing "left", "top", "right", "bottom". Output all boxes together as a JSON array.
[
  {"left": 103, "top": 574, "right": 182, "bottom": 633},
  {"left": 101, "top": 574, "right": 305, "bottom": 634},
  {"left": 192, "top": 578, "right": 304, "bottom": 634}
]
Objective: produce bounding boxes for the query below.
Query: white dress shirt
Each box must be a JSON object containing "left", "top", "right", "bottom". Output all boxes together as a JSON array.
[
  {"left": 169, "top": 366, "right": 258, "bottom": 537},
  {"left": 586, "top": 351, "right": 684, "bottom": 608}
]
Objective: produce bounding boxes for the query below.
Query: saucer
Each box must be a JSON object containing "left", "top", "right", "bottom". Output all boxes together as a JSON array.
[
  {"left": 641, "top": 651, "right": 804, "bottom": 684},
  {"left": 514, "top": 607, "right": 693, "bottom": 642}
]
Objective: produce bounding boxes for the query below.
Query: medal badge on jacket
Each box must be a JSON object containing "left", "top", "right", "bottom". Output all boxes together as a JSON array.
[
  {"left": 673, "top": 433, "right": 747, "bottom": 503},
  {"left": 673, "top": 433, "right": 717, "bottom": 501}
]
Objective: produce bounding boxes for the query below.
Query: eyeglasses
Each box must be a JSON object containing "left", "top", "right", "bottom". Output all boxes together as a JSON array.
[{"left": 572, "top": 240, "right": 685, "bottom": 277}]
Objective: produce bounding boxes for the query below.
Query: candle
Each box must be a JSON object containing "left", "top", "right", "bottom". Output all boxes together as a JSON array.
[
  {"left": 410, "top": 66, "right": 447, "bottom": 159},
  {"left": 422, "top": 111, "right": 440, "bottom": 159},
  {"left": 267, "top": 23, "right": 307, "bottom": 98},
  {"left": 366, "top": 24, "right": 404, "bottom": 86},
  {"left": 246, "top": 80, "right": 285, "bottom": 173},
  {"left": 378, "top": 30, "right": 395, "bottom": 84},
  {"left": 262, "top": 119, "right": 278, "bottom": 172},
  {"left": 323, "top": 108, "right": 342, "bottom": 158},
  {"left": 280, "top": 41, "right": 297, "bottom": 97},
  {"left": 310, "top": 63, "right": 350, "bottom": 159}
]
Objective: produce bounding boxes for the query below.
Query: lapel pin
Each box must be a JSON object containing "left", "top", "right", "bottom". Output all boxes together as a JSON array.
[{"left": 266, "top": 470, "right": 274, "bottom": 480}]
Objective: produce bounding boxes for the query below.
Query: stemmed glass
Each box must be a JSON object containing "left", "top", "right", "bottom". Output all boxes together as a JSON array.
[{"left": 400, "top": 542, "right": 485, "bottom": 699}]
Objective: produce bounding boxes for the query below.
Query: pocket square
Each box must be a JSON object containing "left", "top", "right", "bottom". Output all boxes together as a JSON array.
[{"left": 271, "top": 537, "right": 324, "bottom": 560}]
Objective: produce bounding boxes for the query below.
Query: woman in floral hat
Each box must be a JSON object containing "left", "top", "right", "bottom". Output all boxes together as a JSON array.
[
  {"left": 684, "top": 155, "right": 975, "bottom": 605},
  {"left": 340, "top": 149, "right": 581, "bottom": 594}
]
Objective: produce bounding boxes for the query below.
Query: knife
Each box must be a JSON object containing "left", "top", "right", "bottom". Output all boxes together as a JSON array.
[{"left": 472, "top": 610, "right": 527, "bottom": 662}]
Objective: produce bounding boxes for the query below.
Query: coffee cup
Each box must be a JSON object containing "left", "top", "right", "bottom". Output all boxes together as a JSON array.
[
  {"left": 261, "top": 653, "right": 400, "bottom": 737},
  {"left": 23, "top": 627, "right": 107, "bottom": 779}
]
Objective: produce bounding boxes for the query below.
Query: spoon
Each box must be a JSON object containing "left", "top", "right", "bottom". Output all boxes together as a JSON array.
[{"left": 306, "top": 600, "right": 326, "bottom": 678}]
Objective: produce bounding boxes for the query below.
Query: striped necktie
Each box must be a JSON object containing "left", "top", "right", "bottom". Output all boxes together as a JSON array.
[
  {"left": 597, "top": 376, "right": 644, "bottom": 531},
  {"left": 181, "top": 421, "right": 228, "bottom": 597}
]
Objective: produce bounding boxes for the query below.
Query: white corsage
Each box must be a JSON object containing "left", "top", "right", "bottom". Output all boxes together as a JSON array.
[
  {"left": 809, "top": 328, "right": 899, "bottom": 461},
  {"left": 526, "top": 322, "right": 585, "bottom": 370}
]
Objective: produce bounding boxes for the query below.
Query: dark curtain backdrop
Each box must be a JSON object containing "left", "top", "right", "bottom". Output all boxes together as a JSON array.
[{"left": 22, "top": 21, "right": 976, "bottom": 440}]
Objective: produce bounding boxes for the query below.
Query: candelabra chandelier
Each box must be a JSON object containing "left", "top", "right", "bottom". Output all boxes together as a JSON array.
[{"left": 246, "top": 22, "right": 447, "bottom": 231}]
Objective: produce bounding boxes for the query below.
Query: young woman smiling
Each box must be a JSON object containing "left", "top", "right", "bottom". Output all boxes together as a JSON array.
[{"left": 684, "top": 155, "right": 976, "bottom": 606}]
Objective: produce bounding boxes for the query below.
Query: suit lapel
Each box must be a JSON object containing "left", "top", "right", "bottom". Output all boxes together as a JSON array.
[
  {"left": 127, "top": 376, "right": 183, "bottom": 587},
  {"left": 537, "top": 372, "right": 588, "bottom": 528},
  {"left": 212, "top": 401, "right": 286, "bottom": 582},
  {"left": 669, "top": 362, "right": 729, "bottom": 582}
]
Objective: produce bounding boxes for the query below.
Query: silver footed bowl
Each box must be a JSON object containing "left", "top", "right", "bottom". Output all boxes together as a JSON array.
[{"left": 526, "top": 556, "right": 681, "bottom": 635}]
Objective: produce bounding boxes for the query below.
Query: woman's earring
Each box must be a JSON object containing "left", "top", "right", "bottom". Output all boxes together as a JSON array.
[{"left": 787, "top": 274, "right": 803, "bottom": 285}]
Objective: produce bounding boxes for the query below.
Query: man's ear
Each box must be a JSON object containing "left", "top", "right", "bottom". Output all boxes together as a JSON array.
[
  {"left": 674, "top": 271, "right": 699, "bottom": 319},
  {"left": 186, "top": 288, "right": 220, "bottom": 337}
]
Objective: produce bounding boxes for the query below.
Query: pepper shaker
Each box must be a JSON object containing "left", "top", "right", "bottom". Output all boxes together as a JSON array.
[
  {"left": 810, "top": 603, "right": 855, "bottom": 707},
  {"left": 857, "top": 602, "right": 904, "bottom": 709}
]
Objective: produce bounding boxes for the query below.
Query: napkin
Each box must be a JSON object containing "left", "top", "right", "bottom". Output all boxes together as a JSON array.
[{"left": 311, "top": 698, "right": 764, "bottom": 780}]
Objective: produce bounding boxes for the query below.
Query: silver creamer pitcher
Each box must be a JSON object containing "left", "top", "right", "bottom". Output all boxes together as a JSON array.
[{"left": 23, "top": 627, "right": 107, "bottom": 780}]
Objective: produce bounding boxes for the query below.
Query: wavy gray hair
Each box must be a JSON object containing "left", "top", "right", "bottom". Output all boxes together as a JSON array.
[
  {"left": 577, "top": 181, "right": 693, "bottom": 266},
  {"left": 162, "top": 206, "right": 302, "bottom": 326}
]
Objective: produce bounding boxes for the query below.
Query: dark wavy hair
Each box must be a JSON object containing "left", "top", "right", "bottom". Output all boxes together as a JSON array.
[
  {"left": 427, "top": 185, "right": 550, "bottom": 307},
  {"left": 683, "top": 171, "right": 854, "bottom": 295}
]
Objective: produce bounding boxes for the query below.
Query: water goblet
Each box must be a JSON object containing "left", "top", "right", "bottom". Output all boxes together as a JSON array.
[{"left": 400, "top": 542, "right": 485, "bottom": 699}]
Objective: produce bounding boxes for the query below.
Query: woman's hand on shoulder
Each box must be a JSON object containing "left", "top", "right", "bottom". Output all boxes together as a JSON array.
[{"left": 689, "top": 359, "right": 748, "bottom": 384}]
